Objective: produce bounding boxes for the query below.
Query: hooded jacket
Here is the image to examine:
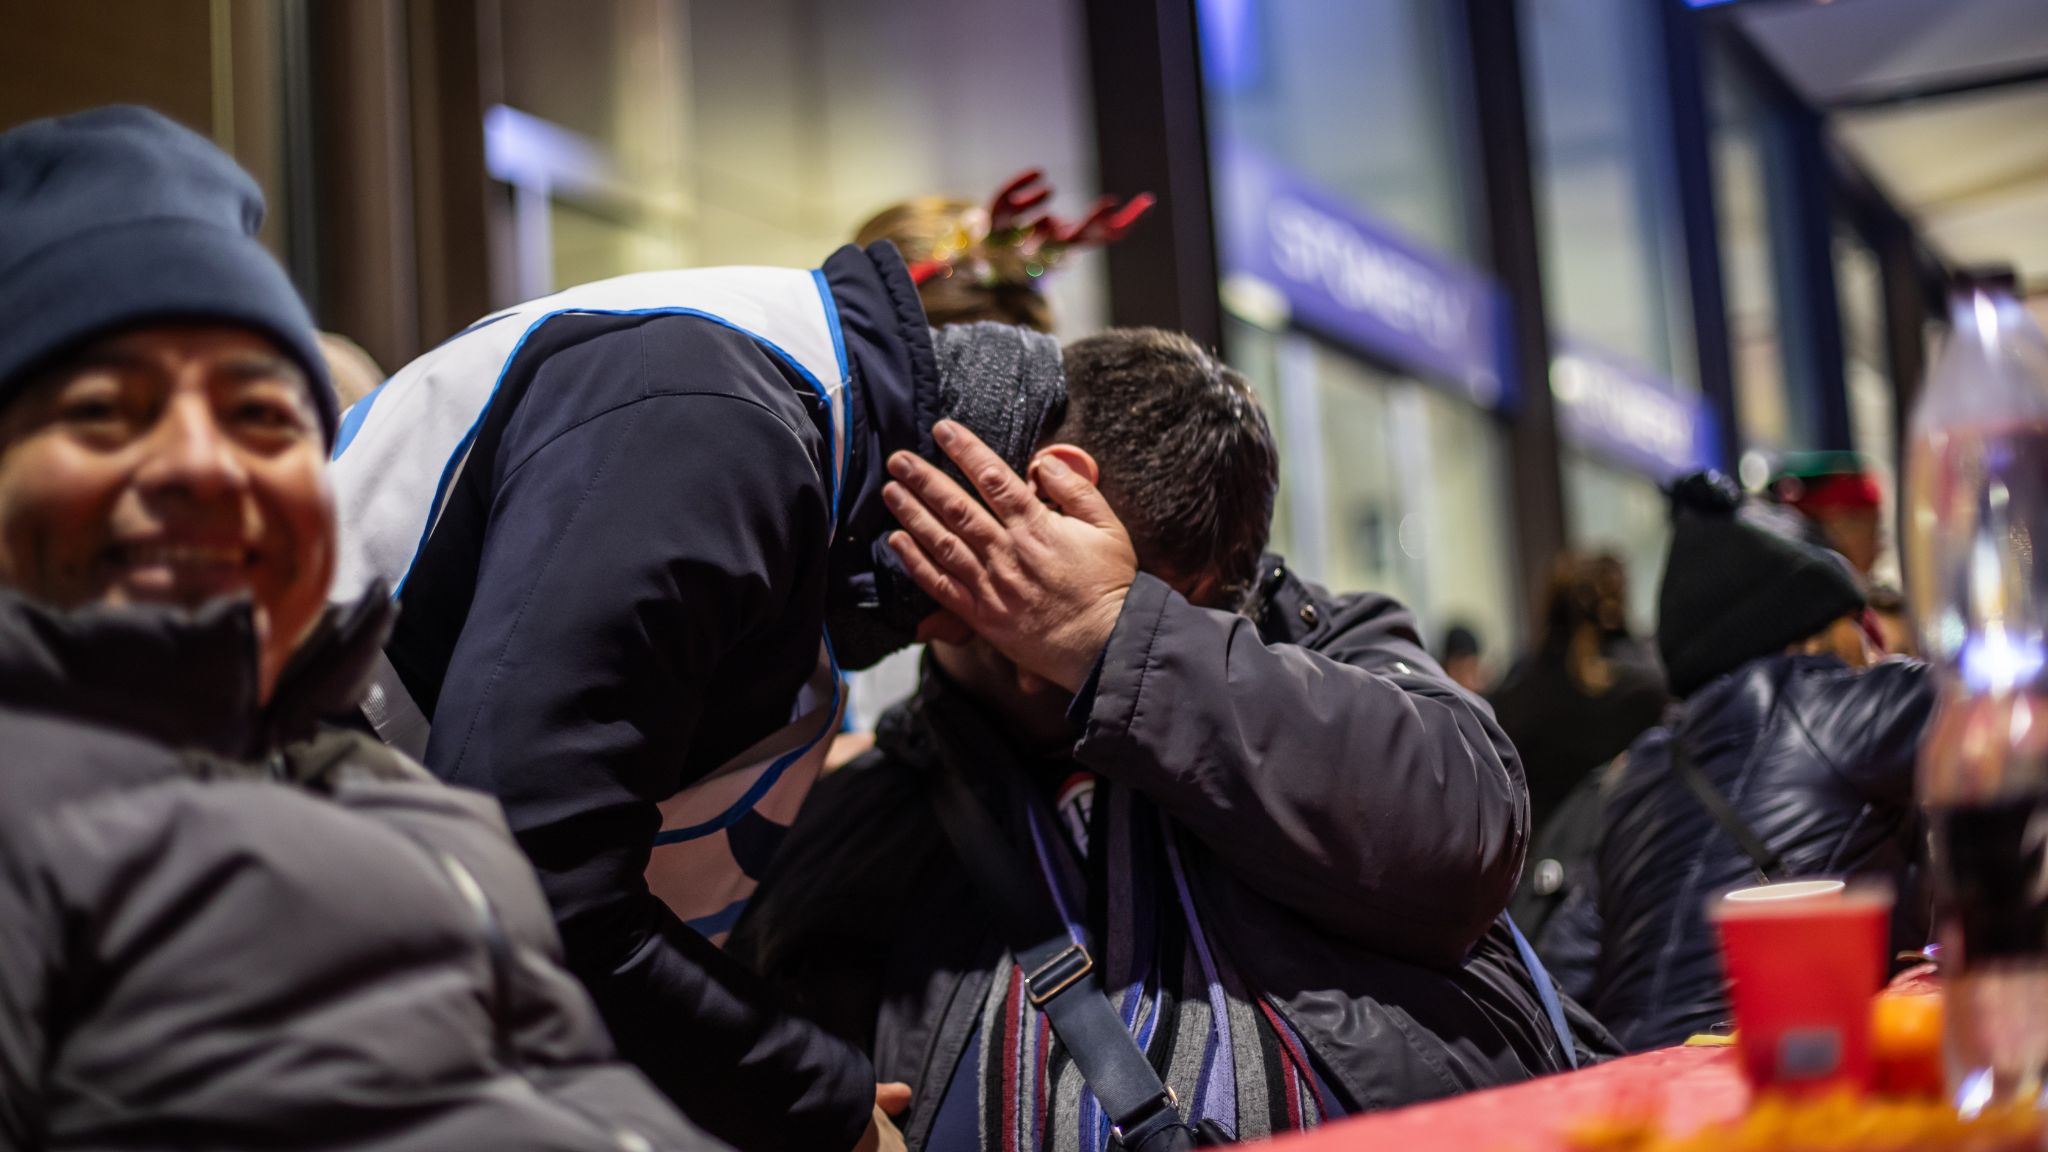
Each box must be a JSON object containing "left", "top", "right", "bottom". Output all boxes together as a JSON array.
[
  {"left": 327, "top": 242, "right": 1053, "bottom": 1150},
  {"left": 733, "top": 562, "right": 1607, "bottom": 1147},
  {"left": 1587, "top": 653, "right": 1935, "bottom": 1051},
  {"left": 0, "top": 588, "right": 719, "bottom": 1152}
]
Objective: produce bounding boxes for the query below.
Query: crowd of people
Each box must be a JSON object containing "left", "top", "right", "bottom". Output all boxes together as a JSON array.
[{"left": 0, "top": 105, "right": 1939, "bottom": 1152}]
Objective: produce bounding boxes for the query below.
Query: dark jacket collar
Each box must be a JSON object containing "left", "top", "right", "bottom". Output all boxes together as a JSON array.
[
  {"left": 819, "top": 242, "right": 951, "bottom": 661},
  {"left": 873, "top": 659, "right": 1068, "bottom": 818},
  {"left": 820, "top": 241, "right": 940, "bottom": 547},
  {"left": 0, "top": 585, "right": 394, "bottom": 761}
]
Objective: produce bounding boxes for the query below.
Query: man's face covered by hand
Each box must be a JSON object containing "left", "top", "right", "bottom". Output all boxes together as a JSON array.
[
  {"left": 902, "top": 428, "right": 1215, "bottom": 752},
  {"left": 931, "top": 630, "right": 1078, "bottom": 751}
]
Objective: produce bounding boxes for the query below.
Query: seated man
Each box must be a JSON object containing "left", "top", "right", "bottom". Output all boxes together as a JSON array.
[
  {"left": 0, "top": 106, "right": 714, "bottom": 1150},
  {"left": 733, "top": 329, "right": 1592, "bottom": 1149}
]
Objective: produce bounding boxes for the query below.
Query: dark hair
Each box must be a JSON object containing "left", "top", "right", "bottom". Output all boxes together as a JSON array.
[
  {"left": 1052, "top": 328, "right": 1278, "bottom": 608},
  {"left": 1441, "top": 624, "right": 1481, "bottom": 662},
  {"left": 1540, "top": 550, "right": 1632, "bottom": 651},
  {"left": 1536, "top": 550, "right": 1636, "bottom": 697}
]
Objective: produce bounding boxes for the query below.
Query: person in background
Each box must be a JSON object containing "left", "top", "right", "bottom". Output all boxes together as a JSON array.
[
  {"left": 1768, "top": 450, "right": 1885, "bottom": 578},
  {"left": 1868, "top": 582, "right": 1917, "bottom": 658},
  {"left": 1585, "top": 472, "right": 1933, "bottom": 1052},
  {"left": 851, "top": 169, "right": 1152, "bottom": 333},
  {"left": 1488, "top": 552, "right": 1668, "bottom": 837},
  {"left": 318, "top": 329, "right": 385, "bottom": 411},
  {"left": 1439, "top": 621, "right": 1488, "bottom": 695},
  {"left": 735, "top": 330, "right": 1593, "bottom": 1150},
  {"left": 0, "top": 105, "right": 716, "bottom": 1151}
]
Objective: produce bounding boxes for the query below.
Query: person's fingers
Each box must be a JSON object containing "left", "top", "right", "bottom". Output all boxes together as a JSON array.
[
  {"left": 887, "top": 450, "right": 1005, "bottom": 550},
  {"left": 888, "top": 531, "right": 977, "bottom": 619},
  {"left": 875, "top": 1082, "right": 913, "bottom": 1117},
  {"left": 882, "top": 481, "right": 989, "bottom": 586},
  {"left": 1030, "top": 454, "right": 1125, "bottom": 533},
  {"left": 932, "top": 420, "right": 1041, "bottom": 525}
]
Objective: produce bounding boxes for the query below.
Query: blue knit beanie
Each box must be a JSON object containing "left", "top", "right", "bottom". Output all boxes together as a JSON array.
[{"left": 0, "top": 105, "right": 335, "bottom": 443}]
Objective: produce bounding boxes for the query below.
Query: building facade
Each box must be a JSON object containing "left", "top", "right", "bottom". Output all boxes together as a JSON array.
[{"left": 0, "top": 0, "right": 1954, "bottom": 676}]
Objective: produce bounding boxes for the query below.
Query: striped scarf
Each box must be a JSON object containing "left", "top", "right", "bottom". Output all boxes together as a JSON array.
[{"left": 971, "top": 777, "right": 1334, "bottom": 1151}]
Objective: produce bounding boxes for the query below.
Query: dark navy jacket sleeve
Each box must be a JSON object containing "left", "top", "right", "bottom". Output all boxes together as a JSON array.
[
  {"left": 1072, "top": 573, "right": 1527, "bottom": 967},
  {"left": 421, "top": 323, "right": 873, "bottom": 1152}
]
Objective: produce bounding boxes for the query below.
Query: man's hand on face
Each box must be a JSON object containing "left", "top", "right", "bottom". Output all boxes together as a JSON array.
[{"left": 884, "top": 419, "right": 1137, "bottom": 694}]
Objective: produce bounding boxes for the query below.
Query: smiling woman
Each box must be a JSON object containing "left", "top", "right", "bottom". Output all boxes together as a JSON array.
[{"left": 0, "top": 326, "right": 333, "bottom": 699}]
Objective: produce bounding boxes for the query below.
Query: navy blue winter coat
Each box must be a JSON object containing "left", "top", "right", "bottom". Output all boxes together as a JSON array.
[
  {"left": 1588, "top": 653, "right": 1934, "bottom": 1050},
  {"left": 329, "top": 243, "right": 951, "bottom": 1150}
]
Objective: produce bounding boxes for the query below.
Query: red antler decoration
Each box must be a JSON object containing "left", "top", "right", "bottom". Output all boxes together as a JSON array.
[
  {"left": 905, "top": 170, "right": 1155, "bottom": 288},
  {"left": 987, "top": 169, "right": 1055, "bottom": 237},
  {"left": 1046, "top": 191, "right": 1157, "bottom": 248}
]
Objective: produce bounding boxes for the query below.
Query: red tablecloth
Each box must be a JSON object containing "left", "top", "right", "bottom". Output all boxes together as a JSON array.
[{"left": 1260, "top": 1045, "right": 1749, "bottom": 1151}]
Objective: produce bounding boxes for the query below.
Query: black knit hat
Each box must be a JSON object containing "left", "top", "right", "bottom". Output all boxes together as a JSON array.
[
  {"left": 0, "top": 106, "right": 335, "bottom": 443},
  {"left": 1656, "top": 471, "right": 1867, "bottom": 698}
]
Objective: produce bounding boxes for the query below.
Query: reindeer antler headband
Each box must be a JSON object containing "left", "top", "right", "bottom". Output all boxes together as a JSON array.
[{"left": 904, "top": 169, "right": 1155, "bottom": 288}]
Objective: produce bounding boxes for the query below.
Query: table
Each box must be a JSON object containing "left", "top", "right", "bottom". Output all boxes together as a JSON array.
[{"left": 1260, "top": 1045, "right": 1749, "bottom": 1151}]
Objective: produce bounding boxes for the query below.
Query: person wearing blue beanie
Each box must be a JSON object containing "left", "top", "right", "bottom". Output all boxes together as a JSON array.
[
  {"left": 0, "top": 105, "right": 342, "bottom": 694},
  {"left": 0, "top": 105, "right": 721, "bottom": 1150}
]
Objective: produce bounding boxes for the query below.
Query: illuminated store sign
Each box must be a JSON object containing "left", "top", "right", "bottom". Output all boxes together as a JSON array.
[
  {"left": 1215, "top": 139, "right": 1514, "bottom": 411},
  {"left": 1551, "top": 341, "right": 1719, "bottom": 477}
]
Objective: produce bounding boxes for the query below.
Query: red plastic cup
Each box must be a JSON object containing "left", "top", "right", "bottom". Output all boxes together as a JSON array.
[{"left": 1711, "top": 880, "right": 1892, "bottom": 1096}]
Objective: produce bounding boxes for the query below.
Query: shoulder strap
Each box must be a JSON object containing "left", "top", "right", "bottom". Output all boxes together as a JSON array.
[
  {"left": 924, "top": 756, "right": 1198, "bottom": 1152},
  {"left": 1671, "top": 733, "right": 1783, "bottom": 884}
]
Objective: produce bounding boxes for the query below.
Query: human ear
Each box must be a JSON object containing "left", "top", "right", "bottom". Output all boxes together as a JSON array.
[{"left": 1026, "top": 443, "right": 1098, "bottom": 498}]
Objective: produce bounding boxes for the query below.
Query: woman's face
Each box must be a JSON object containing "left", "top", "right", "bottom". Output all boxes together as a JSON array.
[{"left": 0, "top": 326, "right": 334, "bottom": 700}]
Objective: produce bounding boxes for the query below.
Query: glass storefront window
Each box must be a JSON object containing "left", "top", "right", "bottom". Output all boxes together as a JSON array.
[
  {"left": 1314, "top": 352, "right": 1409, "bottom": 600},
  {"left": 1562, "top": 452, "right": 1670, "bottom": 637},
  {"left": 1709, "top": 35, "right": 1816, "bottom": 459},
  {"left": 1408, "top": 382, "right": 1519, "bottom": 664},
  {"left": 1219, "top": 322, "right": 1519, "bottom": 661},
  {"left": 1200, "top": 0, "right": 1472, "bottom": 259},
  {"left": 1202, "top": 0, "right": 1517, "bottom": 660},
  {"left": 491, "top": 0, "right": 1108, "bottom": 336},
  {"left": 1836, "top": 222, "right": 1900, "bottom": 586},
  {"left": 1223, "top": 315, "right": 1297, "bottom": 565},
  {"left": 1292, "top": 338, "right": 1518, "bottom": 659},
  {"left": 1520, "top": 0, "right": 1696, "bottom": 391}
]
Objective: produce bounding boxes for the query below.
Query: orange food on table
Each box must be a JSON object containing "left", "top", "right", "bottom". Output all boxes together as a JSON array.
[{"left": 1870, "top": 989, "right": 1944, "bottom": 1099}]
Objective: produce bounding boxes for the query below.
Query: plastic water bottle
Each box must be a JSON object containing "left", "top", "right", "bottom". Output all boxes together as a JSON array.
[{"left": 1905, "top": 266, "right": 2048, "bottom": 1114}]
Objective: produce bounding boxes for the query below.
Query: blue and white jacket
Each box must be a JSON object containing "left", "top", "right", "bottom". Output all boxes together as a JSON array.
[{"left": 329, "top": 242, "right": 943, "bottom": 1152}]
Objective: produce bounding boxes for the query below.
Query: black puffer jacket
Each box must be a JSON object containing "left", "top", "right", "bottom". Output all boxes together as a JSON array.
[
  {"left": 1588, "top": 652, "right": 1935, "bottom": 1051},
  {"left": 0, "top": 589, "right": 719, "bottom": 1152}
]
